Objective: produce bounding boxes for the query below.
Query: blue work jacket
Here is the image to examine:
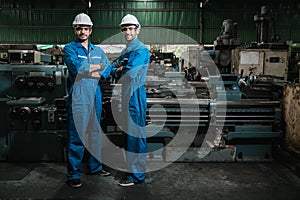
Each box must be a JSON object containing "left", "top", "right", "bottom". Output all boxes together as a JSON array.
[
  {"left": 64, "top": 39, "right": 111, "bottom": 108},
  {"left": 111, "top": 38, "right": 150, "bottom": 119}
]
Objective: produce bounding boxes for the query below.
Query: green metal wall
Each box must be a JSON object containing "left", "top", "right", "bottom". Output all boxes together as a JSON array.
[{"left": 0, "top": 0, "right": 299, "bottom": 44}]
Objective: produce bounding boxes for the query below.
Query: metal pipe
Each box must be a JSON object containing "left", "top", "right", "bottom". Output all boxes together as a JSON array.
[{"left": 199, "top": 2, "right": 204, "bottom": 44}]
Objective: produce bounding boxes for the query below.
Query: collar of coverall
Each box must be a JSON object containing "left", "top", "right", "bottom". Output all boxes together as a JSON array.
[
  {"left": 125, "top": 37, "right": 140, "bottom": 52},
  {"left": 74, "top": 39, "right": 96, "bottom": 51}
]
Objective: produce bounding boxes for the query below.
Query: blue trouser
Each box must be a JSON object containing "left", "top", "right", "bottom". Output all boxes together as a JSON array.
[
  {"left": 126, "top": 115, "right": 147, "bottom": 183},
  {"left": 66, "top": 100, "right": 103, "bottom": 180}
]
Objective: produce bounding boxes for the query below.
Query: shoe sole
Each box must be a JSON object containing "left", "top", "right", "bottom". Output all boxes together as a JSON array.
[
  {"left": 70, "top": 184, "right": 82, "bottom": 188},
  {"left": 98, "top": 173, "right": 111, "bottom": 176},
  {"left": 68, "top": 182, "right": 82, "bottom": 188},
  {"left": 118, "top": 182, "right": 135, "bottom": 187}
]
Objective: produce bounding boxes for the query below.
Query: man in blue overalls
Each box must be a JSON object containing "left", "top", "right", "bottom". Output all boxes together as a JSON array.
[
  {"left": 64, "top": 13, "right": 111, "bottom": 188},
  {"left": 111, "top": 14, "right": 150, "bottom": 187}
]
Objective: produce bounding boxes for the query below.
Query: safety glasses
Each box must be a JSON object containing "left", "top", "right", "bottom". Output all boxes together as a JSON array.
[
  {"left": 75, "top": 27, "right": 91, "bottom": 31},
  {"left": 121, "top": 27, "right": 137, "bottom": 32}
]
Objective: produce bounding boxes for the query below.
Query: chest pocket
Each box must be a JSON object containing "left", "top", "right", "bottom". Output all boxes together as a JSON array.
[{"left": 90, "top": 56, "right": 102, "bottom": 64}]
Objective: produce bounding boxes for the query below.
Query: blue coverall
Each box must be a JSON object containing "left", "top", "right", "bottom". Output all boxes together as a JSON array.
[
  {"left": 111, "top": 38, "right": 150, "bottom": 183},
  {"left": 64, "top": 40, "right": 111, "bottom": 181}
]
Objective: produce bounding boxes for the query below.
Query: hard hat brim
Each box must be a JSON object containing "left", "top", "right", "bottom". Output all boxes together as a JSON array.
[
  {"left": 119, "top": 23, "right": 140, "bottom": 27},
  {"left": 73, "top": 24, "right": 93, "bottom": 27}
]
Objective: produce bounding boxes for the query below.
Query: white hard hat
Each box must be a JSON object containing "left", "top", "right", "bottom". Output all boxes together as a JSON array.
[
  {"left": 72, "top": 13, "right": 93, "bottom": 27},
  {"left": 119, "top": 14, "right": 140, "bottom": 27}
]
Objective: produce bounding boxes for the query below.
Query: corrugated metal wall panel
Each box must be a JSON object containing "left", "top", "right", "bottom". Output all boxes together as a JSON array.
[
  {"left": 0, "top": 0, "right": 203, "bottom": 44},
  {"left": 127, "top": 1, "right": 164, "bottom": 9},
  {"left": 1, "top": 27, "right": 73, "bottom": 43},
  {"left": 97, "top": 27, "right": 199, "bottom": 45},
  {"left": 91, "top": 8, "right": 201, "bottom": 44},
  {"left": 0, "top": 0, "right": 300, "bottom": 44}
]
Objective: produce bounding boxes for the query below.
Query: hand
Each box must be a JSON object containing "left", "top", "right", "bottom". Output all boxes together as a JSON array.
[
  {"left": 90, "top": 64, "right": 104, "bottom": 73},
  {"left": 89, "top": 72, "right": 101, "bottom": 79},
  {"left": 116, "top": 66, "right": 123, "bottom": 74}
]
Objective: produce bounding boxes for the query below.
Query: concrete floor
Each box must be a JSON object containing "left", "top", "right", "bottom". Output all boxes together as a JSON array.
[{"left": 0, "top": 148, "right": 300, "bottom": 200}]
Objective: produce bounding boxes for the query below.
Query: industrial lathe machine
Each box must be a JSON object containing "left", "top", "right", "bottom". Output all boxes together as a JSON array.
[
  {"left": 0, "top": 63, "right": 68, "bottom": 161},
  {"left": 0, "top": 42, "right": 284, "bottom": 163},
  {"left": 102, "top": 60, "right": 284, "bottom": 162}
]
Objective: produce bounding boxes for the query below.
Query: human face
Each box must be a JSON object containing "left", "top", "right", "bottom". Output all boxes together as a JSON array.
[
  {"left": 74, "top": 25, "right": 92, "bottom": 41},
  {"left": 121, "top": 25, "right": 140, "bottom": 44}
]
